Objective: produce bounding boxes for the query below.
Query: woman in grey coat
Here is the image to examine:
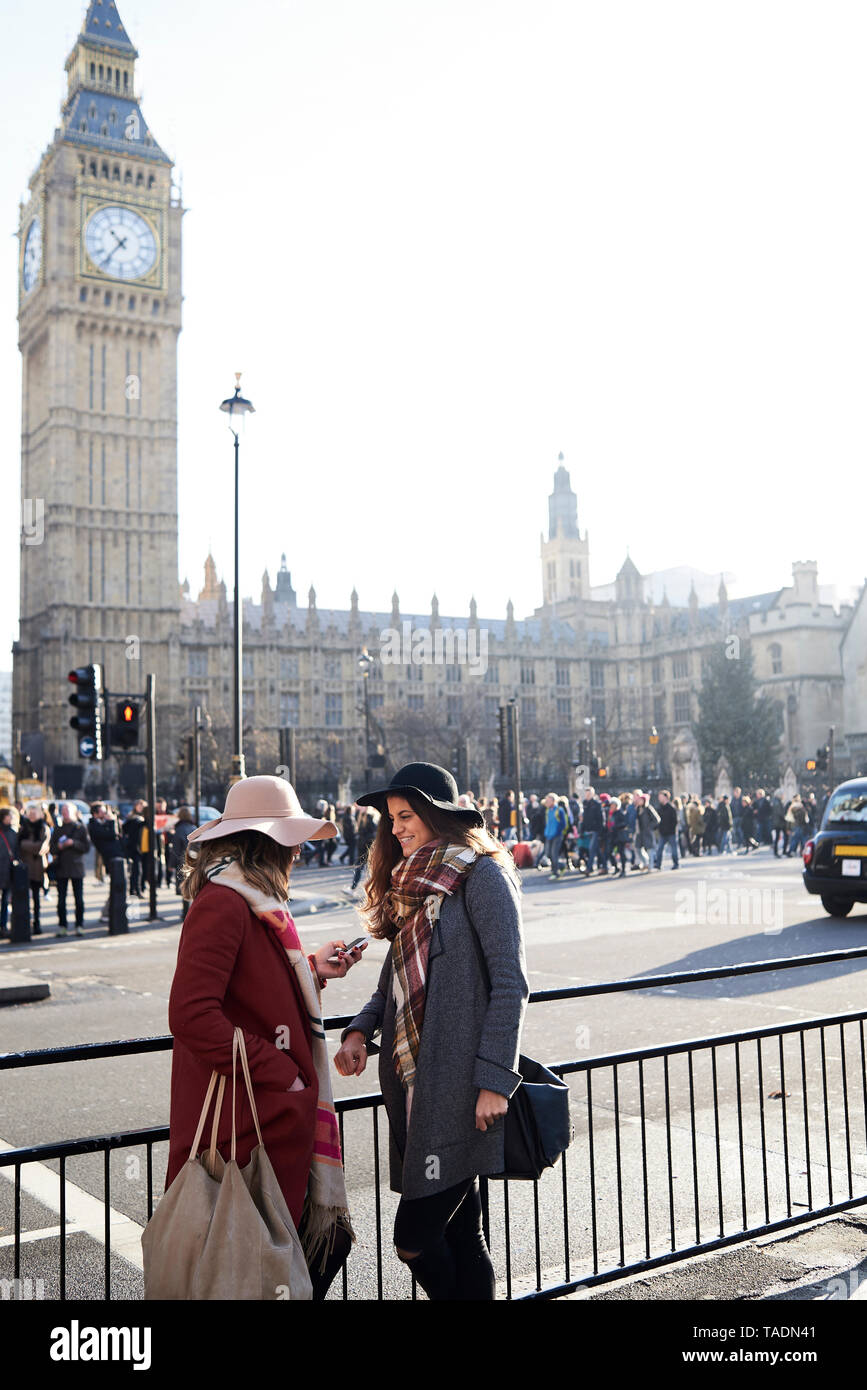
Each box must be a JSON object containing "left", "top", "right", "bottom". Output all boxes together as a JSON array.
[{"left": 335, "top": 762, "right": 528, "bottom": 1301}]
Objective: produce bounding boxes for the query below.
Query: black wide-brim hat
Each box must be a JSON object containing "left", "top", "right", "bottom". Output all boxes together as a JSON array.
[{"left": 357, "top": 762, "right": 484, "bottom": 827}]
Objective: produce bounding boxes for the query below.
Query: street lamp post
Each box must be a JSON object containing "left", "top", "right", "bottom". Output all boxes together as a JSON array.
[
  {"left": 219, "top": 373, "right": 255, "bottom": 783},
  {"left": 358, "top": 647, "right": 373, "bottom": 784}
]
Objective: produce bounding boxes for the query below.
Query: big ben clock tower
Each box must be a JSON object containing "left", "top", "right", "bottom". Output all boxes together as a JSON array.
[{"left": 13, "top": 0, "right": 183, "bottom": 790}]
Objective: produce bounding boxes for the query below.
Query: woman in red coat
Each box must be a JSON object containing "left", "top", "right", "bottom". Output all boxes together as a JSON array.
[{"left": 165, "top": 775, "right": 365, "bottom": 1299}]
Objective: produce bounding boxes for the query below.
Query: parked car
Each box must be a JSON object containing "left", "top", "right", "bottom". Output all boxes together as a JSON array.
[{"left": 802, "top": 778, "right": 867, "bottom": 917}]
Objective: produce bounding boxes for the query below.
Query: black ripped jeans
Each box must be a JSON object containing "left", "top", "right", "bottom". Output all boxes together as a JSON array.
[{"left": 394, "top": 1177, "right": 496, "bottom": 1301}]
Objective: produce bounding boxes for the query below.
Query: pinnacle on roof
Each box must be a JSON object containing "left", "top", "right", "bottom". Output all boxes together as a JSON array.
[{"left": 80, "top": 0, "right": 137, "bottom": 54}]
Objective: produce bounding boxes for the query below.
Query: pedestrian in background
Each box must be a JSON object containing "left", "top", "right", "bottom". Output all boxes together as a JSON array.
[
  {"left": 701, "top": 798, "right": 719, "bottom": 854},
  {"left": 731, "top": 786, "right": 744, "bottom": 848},
  {"left": 88, "top": 802, "right": 124, "bottom": 922},
  {"left": 169, "top": 807, "right": 196, "bottom": 918},
  {"left": 123, "top": 800, "right": 147, "bottom": 898},
  {"left": 581, "top": 787, "right": 604, "bottom": 873},
  {"left": 717, "top": 796, "right": 734, "bottom": 854},
  {"left": 18, "top": 805, "right": 51, "bottom": 935},
  {"left": 653, "top": 790, "right": 680, "bottom": 870},
  {"left": 634, "top": 793, "right": 658, "bottom": 870},
  {"left": 339, "top": 805, "right": 357, "bottom": 865},
  {"left": 609, "top": 796, "right": 629, "bottom": 877},
  {"left": 0, "top": 806, "right": 20, "bottom": 940},
  {"left": 740, "top": 796, "right": 759, "bottom": 853},
  {"left": 50, "top": 803, "right": 89, "bottom": 936}
]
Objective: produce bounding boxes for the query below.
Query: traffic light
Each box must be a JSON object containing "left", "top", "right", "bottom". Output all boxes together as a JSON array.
[
  {"left": 805, "top": 758, "right": 817, "bottom": 773},
  {"left": 597, "top": 766, "right": 609, "bottom": 778},
  {"left": 112, "top": 699, "right": 141, "bottom": 751},
  {"left": 815, "top": 746, "right": 829, "bottom": 772},
  {"left": 68, "top": 664, "right": 103, "bottom": 760},
  {"left": 178, "top": 734, "right": 195, "bottom": 774},
  {"left": 454, "top": 739, "right": 469, "bottom": 789}
]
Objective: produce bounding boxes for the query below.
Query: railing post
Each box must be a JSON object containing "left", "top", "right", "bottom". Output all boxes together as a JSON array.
[
  {"left": 108, "top": 857, "right": 128, "bottom": 934},
  {"left": 9, "top": 860, "right": 31, "bottom": 943}
]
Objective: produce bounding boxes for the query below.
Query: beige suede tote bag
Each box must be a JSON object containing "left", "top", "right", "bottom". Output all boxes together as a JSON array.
[{"left": 142, "top": 1027, "right": 313, "bottom": 1300}]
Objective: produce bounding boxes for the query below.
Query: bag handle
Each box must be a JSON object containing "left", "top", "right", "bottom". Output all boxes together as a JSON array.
[
  {"left": 230, "top": 1027, "right": 264, "bottom": 1161},
  {"left": 188, "top": 1069, "right": 226, "bottom": 1164},
  {"left": 207, "top": 1075, "right": 226, "bottom": 1173}
]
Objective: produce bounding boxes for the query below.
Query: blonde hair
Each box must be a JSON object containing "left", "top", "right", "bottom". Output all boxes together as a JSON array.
[{"left": 181, "top": 829, "right": 298, "bottom": 903}]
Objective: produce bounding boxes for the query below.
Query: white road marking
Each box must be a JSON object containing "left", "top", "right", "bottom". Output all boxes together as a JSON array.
[
  {"left": 0, "top": 1225, "right": 63, "bottom": 1247},
  {"left": 0, "top": 1138, "right": 145, "bottom": 1270}
]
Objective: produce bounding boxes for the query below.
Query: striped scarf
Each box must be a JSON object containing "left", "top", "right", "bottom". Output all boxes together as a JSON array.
[
  {"left": 203, "top": 856, "right": 353, "bottom": 1270},
  {"left": 387, "top": 841, "right": 477, "bottom": 1092}
]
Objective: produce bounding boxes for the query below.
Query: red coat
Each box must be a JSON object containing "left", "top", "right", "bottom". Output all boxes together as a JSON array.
[{"left": 165, "top": 881, "right": 319, "bottom": 1229}]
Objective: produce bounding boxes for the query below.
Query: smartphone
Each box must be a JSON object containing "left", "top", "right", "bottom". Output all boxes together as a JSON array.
[{"left": 327, "top": 934, "right": 370, "bottom": 964}]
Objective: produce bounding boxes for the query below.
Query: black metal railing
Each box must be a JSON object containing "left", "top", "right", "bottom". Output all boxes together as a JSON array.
[{"left": 3, "top": 944, "right": 867, "bottom": 1300}]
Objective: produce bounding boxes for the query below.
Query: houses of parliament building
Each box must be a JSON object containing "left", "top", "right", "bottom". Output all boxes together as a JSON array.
[{"left": 13, "top": 4, "right": 867, "bottom": 799}]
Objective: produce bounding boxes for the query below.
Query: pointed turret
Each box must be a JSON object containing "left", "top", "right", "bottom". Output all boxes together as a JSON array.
[
  {"left": 274, "top": 553, "right": 296, "bottom": 606},
  {"left": 61, "top": 1, "right": 170, "bottom": 164},
  {"left": 261, "top": 569, "right": 274, "bottom": 625},
  {"left": 688, "top": 580, "right": 699, "bottom": 624},
  {"left": 616, "top": 553, "right": 642, "bottom": 606},
  {"left": 198, "top": 553, "right": 221, "bottom": 601}
]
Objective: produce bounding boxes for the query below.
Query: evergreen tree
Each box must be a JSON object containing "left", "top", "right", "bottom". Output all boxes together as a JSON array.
[{"left": 696, "top": 641, "right": 782, "bottom": 788}]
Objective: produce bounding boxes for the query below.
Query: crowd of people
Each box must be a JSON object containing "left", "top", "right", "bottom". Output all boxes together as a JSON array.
[
  {"left": 420, "top": 783, "right": 828, "bottom": 878},
  {"left": 0, "top": 780, "right": 829, "bottom": 938},
  {"left": 0, "top": 797, "right": 199, "bottom": 938}
]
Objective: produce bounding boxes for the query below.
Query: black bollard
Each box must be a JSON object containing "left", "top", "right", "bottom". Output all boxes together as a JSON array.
[
  {"left": 9, "top": 861, "right": 31, "bottom": 944},
  {"left": 108, "top": 857, "right": 128, "bottom": 935}
]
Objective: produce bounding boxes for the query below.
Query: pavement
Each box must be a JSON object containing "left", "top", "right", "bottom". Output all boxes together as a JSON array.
[{"left": 565, "top": 1211, "right": 867, "bottom": 1301}]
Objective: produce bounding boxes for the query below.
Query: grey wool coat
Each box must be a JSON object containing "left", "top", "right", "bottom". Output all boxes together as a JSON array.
[{"left": 343, "top": 854, "right": 529, "bottom": 1199}]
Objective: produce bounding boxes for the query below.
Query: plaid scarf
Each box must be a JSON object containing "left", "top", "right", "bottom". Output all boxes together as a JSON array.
[
  {"left": 203, "top": 856, "right": 353, "bottom": 1271},
  {"left": 387, "top": 841, "right": 477, "bottom": 1092}
]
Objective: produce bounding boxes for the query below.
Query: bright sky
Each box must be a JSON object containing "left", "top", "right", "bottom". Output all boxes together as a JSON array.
[{"left": 3, "top": 0, "right": 866, "bottom": 660}]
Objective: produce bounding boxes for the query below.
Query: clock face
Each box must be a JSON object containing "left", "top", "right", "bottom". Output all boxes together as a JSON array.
[
  {"left": 85, "top": 205, "right": 158, "bottom": 281},
  {"left": 22, "top": 218, "right": 42, "bottom": 293}
]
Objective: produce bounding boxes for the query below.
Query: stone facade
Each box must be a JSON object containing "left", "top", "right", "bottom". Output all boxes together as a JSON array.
[{"left": 173, "top": 463, "right": 866, "bottom": 796}]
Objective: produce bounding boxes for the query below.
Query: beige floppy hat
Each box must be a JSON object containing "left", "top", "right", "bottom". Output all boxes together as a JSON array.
[{"left": 186, "top": 775, "right": 338, "bottom": 848}]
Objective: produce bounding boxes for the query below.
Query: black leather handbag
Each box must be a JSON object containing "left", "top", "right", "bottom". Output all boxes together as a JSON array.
[{"left": 467, "top": 918, "right": 573, "bottom": 1181}]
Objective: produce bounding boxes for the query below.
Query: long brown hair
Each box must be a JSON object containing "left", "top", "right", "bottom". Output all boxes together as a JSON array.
[
  {"left": 181, "top": 829, "right": 299, "bottom": 903},
  {"left": 362, "top": 791, "right": 519, "bottom": 941}
]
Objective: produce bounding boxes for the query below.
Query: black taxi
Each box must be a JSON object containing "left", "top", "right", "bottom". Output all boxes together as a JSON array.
[{"left": 803, "top": 778, "right": 867, "bottom": 917}]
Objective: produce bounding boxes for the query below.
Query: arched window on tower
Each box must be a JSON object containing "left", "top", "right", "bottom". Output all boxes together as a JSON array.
[
  {"left": 148, "top": 174, "right": 155, "bottom": 189},
  {"left": 770, "top": 643, "right": 783, "bottom": 675},
  {"left": 112, "top": 165, "right": 120, "bottom": 181},
  {"left": 124, "top": 168, "right": 132, "bottom": 184},
  {"left": 123, "top": 71, "right": 129, "bottom": 91},
  {"left": 101, "top": 162, "right": 109, "bottom": 178},
  {"left": 90, "top": 62, "right": 95, "bottom": 79},
  {"left": 136, "top": 172, "right": 144, "bottom": 186}
]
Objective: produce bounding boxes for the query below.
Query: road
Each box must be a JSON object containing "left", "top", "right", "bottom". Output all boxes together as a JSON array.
[{"left": 2, "top": 846, "right": 866, "bottom": 1299}]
